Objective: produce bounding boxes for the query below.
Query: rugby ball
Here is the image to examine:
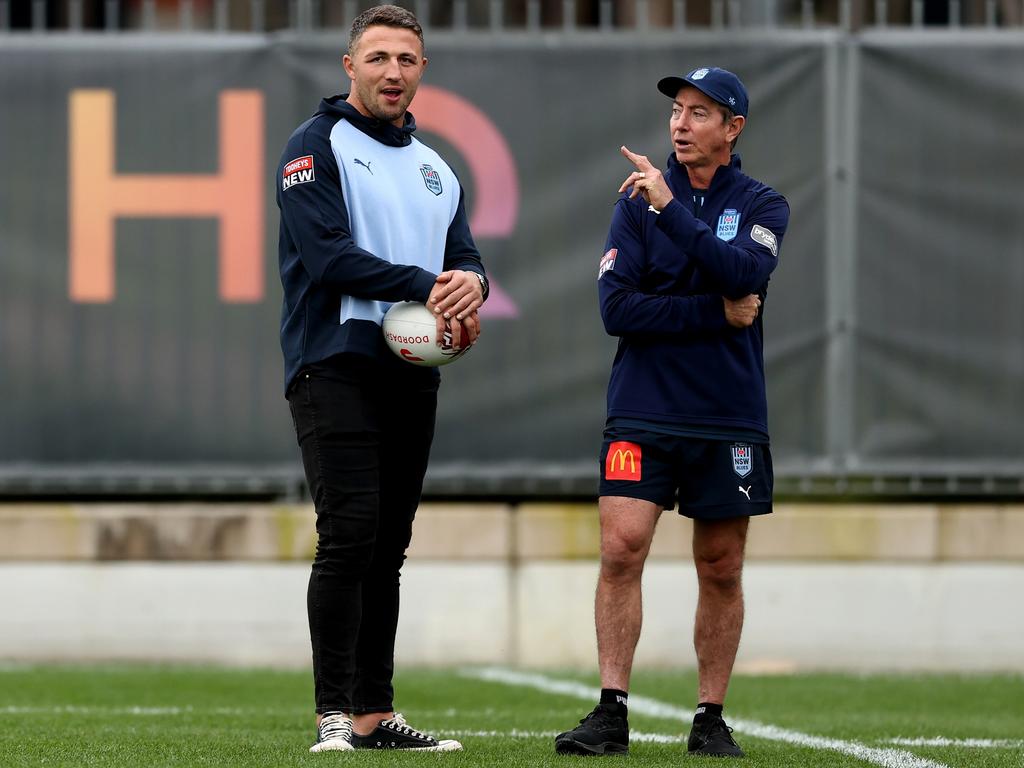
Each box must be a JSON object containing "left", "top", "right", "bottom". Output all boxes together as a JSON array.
[{"left": 382, "top": 301, "right": 471, "bottom": 367}]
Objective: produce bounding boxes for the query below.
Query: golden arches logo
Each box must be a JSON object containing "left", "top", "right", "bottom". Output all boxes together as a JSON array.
[
  {"left": 605, "top": 441, "right": 642, "bottom": 481},
  {"left": 609, "top": 448, "right": 636, "bottom": 474}
]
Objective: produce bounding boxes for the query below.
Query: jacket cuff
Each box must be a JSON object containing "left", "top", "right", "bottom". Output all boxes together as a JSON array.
[
  {"left": 465, "top": 269, "right": 489, "bottom": 301},
  {"left": 408, "top": 268, "right": 437, "bottom": 304}
]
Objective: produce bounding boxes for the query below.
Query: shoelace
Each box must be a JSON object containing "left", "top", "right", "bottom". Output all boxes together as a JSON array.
[
  {"left": 580, "top": 705, "right": 619, "bottom": 727},
  {"left": 703, "top": 718, "right": 737, "bottom": 744},
  {"left": 383, "top": 713, "right": 431, "bottom": 741},
  {"left": 319, "top": 713, "right": 353, "bottom": 743}
]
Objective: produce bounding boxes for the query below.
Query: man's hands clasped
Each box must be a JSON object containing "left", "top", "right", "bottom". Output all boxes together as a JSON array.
[
  {"left": 619, "top": 145, "right": 761, "bottom": 331},
  {"left": 428, "top": 270, "right": 485, "bottom": 350},
  {"left": 724, "top": 295, "right": 761, "bottom": 328}
]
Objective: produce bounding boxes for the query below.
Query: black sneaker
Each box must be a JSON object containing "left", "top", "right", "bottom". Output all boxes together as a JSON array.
[
  {"left": 555, "top": 703, "right": 629, "bottom": 755},
  {"left": 687, "top": 715, "right": 744, "bottom": 757},
  {"left": 351, "top": 713, "right": 462, "bottom": 751},
  {"left": 309, "top": 711, "right": 354, "bottom": 753}
]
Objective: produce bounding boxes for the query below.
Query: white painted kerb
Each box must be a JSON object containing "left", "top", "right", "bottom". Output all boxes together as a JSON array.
[{"left": 0, "top": 562, "right": 1021, "bottom": 670}]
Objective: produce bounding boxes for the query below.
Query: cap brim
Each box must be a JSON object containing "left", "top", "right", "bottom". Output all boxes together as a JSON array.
[{"left": 657, "top": 76, "right": 687, "bottom": 99}]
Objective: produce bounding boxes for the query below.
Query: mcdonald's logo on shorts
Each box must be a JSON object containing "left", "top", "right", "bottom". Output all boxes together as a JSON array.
[{"left": 605, "top": 441, "right": 642, "bottom": 481}]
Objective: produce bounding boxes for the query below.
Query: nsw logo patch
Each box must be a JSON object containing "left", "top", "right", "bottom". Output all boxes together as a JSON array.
[
  {"left": 716, "top": 209, "right": 741, "bottom": 241},
  {"left": 282, "top": 155, "right": 315, "bottom": 191},
  {"left": 419, "top": 164, "right": 443, "bottom": 196},
  {"left": 731, "top": 444, "right": 752, "bottom": 478},
  {"left": 606, "top": 441, "right": 642, "bottom": 481},
  {"left": 750, "top": 224, "right": 778, "bottom": 256},
  {"left": 598, "top": 248, "right": 617, "bottom": 279}
]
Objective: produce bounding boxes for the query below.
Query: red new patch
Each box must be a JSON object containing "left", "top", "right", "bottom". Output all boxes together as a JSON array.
[
  {"left": 598, "top": 248, "right": 617, "bottom": 279},
  {"left": 283, "top": 155, "right": 313, "bottom": 176},
  {"left": 282, "top": 155, "right": 315, "bottom": 190},
  {"left": 605, "top": 441, "right": 642, "bottom": 481}
]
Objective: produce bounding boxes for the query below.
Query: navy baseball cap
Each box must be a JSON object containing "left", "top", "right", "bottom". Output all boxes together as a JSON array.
[{"left": 657, "top": 67, "right": 748, "bottom": 118}]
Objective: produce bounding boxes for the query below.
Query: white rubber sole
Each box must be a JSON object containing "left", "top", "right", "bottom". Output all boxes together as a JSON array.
[
  {"left": 355, "top": 738, "right": 463, "bottom": 752},
  {"left": 400, "top": 739, "right": 463, "bottom": 752},
  {"left": 309, "top": 738, "right": 355, "bottom": 753}
]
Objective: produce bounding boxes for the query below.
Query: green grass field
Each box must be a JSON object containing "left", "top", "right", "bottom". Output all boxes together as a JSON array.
[{"left": 0, "top": 665, "right": 1021, "bottom": 767}]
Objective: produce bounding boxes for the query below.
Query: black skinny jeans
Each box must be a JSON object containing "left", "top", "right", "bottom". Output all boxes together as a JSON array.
[{"left": 287, "top": 353, "right": 438, "bottom": 714}]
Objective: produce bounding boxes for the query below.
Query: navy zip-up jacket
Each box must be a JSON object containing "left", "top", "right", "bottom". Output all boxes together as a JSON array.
[
  {"left": 276, "top": 95, "right": 486, "bottom": 392},
  {"left": 599, "top": 154, "right": 789, "bottom": 439}
]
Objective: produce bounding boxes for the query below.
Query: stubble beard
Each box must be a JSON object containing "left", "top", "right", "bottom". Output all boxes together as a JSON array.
[{"left": 358, "top": 81, "right": 413, "bottom": 124}]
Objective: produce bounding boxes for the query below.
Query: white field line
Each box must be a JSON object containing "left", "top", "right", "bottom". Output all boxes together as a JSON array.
[
  {"left": 445, "top": 729, "right": 682, "bottom": 744},
  {"left": 462, "top": 667, "right": 953, "bottom": 768},
  {"left": 890, "top": 737, "right": 1024, "bottom": 749},
  {"left": 0, "top": 705, "right": 248, "bottom": 716}
]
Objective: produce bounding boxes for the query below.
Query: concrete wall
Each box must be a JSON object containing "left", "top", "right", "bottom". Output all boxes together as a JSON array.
[{"left": 2, "top": 503, "right": 1023, "bottom": 670}]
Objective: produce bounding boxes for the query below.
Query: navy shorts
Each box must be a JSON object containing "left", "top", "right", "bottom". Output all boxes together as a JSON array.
[{"left": 599, "top": 430, "right": 773, "bottom": 520}]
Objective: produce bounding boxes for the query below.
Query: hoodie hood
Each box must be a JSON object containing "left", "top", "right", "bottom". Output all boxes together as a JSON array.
[{"left": 316, "top": 94, "right": 417, "bottom": 148}]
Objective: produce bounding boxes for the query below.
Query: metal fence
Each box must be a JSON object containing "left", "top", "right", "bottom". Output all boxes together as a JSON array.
[{"left": 3, "top": 0, "right": 1023, "bottom": 32}]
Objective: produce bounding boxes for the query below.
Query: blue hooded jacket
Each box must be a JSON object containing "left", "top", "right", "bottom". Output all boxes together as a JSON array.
[
  {"left": 599, "top": 154, "right": 789, "bottom": 440},
  {"left": 276, "top": 96, "right": 486, "bottom": 391}
]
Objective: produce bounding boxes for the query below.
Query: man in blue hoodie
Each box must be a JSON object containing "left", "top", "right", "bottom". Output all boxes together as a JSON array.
[
  {"left": 556, "top": 68, "right": 788, "bottom": 759},
  {"left": 276, "top": 4, "right": 486, "bottom": 754}
]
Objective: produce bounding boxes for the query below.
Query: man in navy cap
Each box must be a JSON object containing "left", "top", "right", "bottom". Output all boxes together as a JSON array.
[{"left": 555, "top": 67, "right": 789, "bottom": 759}]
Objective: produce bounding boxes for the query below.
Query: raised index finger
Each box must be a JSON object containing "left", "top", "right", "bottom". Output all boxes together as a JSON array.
[{"left": 620, "top": 145, "right": 654, "bottom": 172}]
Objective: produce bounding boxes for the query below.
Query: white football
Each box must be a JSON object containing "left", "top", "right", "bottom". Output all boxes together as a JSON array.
[{"left": 382, "top": 301, "right": 471, "bottom": 367}]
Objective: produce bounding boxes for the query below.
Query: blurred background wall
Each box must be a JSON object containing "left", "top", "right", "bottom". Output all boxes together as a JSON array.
[{"left": 1, "top": 0, "right": 1023, "bottom": 669}]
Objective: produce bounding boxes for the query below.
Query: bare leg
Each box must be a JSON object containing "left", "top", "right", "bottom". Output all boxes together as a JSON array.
[
  {"left": 692, "top": 516, "right": 749, "bottom": 704},
  {"left": 595, "top": 496, "right": 662, "bottom": 691}
]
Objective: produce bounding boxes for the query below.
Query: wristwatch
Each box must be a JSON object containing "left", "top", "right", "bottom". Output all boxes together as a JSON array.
[{"left": 472, "top": 271, "right": 488, "bottom": 296}]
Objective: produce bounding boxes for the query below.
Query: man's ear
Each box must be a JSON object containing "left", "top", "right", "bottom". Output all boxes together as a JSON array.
[{"left": 727, "top": 115, "right": 746, "bottom": 144}]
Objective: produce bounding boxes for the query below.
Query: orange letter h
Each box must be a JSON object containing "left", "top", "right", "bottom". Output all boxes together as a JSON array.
[{"left": 69, "top": 89, "right": 264, "bottom": 302}]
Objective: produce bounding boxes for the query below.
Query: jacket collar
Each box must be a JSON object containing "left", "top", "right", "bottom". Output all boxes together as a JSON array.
[
  {"left": 317, "top": 94, "right": 417, "bottom": 147},
  {"left": 666, "top": 152, "right": 742, "bottom": 193}
]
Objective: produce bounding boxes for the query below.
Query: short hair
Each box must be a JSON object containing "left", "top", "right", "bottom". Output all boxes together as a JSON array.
[{"left": 348, "top": 5, "right": 424, "bottom": 55}]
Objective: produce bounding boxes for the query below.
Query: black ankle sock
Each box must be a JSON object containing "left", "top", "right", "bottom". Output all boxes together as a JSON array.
[
  {"left": 694, "top": 702, "right": 723, "bottom": 723},
  {"left": 600, "top": 688, "right": 628, "bottom": 716}
]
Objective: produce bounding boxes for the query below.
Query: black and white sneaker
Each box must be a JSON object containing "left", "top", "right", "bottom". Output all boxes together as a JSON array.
[
  {"left": 309, "top": 711, "right": 354, "bottom": 753},
  {"left": 351, "top": 713, "right": 462, "bottom": 751},
  {"left": 687, "top": 715, "right": 744, "bottom": 757},
  {"left": 554, "top": 703, "right": 629, "bottom": 755}
]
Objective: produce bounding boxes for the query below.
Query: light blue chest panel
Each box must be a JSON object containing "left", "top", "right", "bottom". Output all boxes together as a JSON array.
[{"left": 330, "top": 119, "right": 460, "bottom": 328}]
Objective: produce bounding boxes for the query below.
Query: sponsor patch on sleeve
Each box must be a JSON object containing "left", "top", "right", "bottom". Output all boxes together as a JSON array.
[
  {"left": 598, "top": 248, "right": 617, "bottom": 279},
  {"left": 282, "top": 155, "right": 315, "bottom": 191},
  {"left": 750, "top": 224, "right": 778, "bottom": 257}
]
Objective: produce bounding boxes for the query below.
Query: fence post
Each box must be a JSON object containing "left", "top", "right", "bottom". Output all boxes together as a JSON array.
[{"left": 823, "top": 38, "right": 860, "bottom": 475}]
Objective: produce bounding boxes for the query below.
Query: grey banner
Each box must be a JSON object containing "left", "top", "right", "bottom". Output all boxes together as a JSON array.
[
  {"left": 0, "top": 32, "right": 1017, "bottom": 495},
  {"left": 853, "top": 35, "right": 1024, "bottom": 476}
]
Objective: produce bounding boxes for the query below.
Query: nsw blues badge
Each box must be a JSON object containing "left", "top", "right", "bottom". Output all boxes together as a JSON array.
[
  {"left": 731, "top": 443, "right": 752, "bottom": 478},
  {"left": 716, "top": 209, "right": 741, "bottom": 241},
  {"left": 419, "top": 164, "right": 443, "bottom": 196}
]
